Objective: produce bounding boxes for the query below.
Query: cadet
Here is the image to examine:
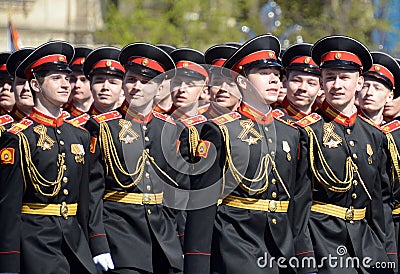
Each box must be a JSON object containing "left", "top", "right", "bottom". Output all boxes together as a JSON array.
[
  {"left": 64, "top": 46, "right": 93, "bottom": 117},
  {"left": 210, "top": 34, "right": 314, "bottom": 274},
  {"left": 0, "top": 52, "right": 14, "bottom": 113},
  {"left": 296, "top": 35, "right": 396, "bottom": 272},
  {"left": 86, "top": 43, "right": 183, "bottom": 273},
  {"left": 280, "top": 43, "right": 321, "bottom": 122},
  {"left": 6, "top": 48, "right": 35, "bottom": 122},
  {"left": 0, "top": 40, "right": 96, "bottom": 274}
]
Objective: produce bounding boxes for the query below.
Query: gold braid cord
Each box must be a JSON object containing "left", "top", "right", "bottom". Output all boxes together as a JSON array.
[
  {"left": 305, "top": 126, "right": 371, "bottom": 199},
  {"left": 18, "top": 132, "right": 66, "bottom": 197},
  {"left": 99, "top": 122, "right": 145, "bottom": 189},
  {"left": 219, "top": 124, "right": 290, "bottom": 197},
  {"left": 188, "top": 126, "right": 199, "bottom": 160},
  {"left": 387, "top": 133, "right": 400, "bottom": 188}
]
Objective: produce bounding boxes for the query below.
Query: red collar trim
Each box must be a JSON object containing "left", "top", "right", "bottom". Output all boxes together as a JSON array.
[
  {"left": 125, "top": 108, "right": 153, "bottom": 124},
  {"left": 238, "top": 102, "right": 273, "bottom": 124},
  {"left": 281, "top": 97, "right": 309, "bottom": 121},
  {"left": 153, "top": 104, "right": 171, "bottom": 114},
  {"left": 88, "top": 104, "right": 102, "bottom": 116},
  {"left": 29, "top": 108, "right": 65, "bottom": 127},
  {"left": 64, "top": 102, "right": 85, "bottom": 117},
  {"left": 10, "top": 106, "right": 28, "bottom": 121},
  {"left": 358, "top": 108, "right": 384, "bottom": 127},
  {"left": 321, "top": 100, "right": 357, "bottom": 126}
]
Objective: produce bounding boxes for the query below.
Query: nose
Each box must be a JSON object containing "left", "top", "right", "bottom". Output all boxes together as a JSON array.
[
  {"left": 269, "top": 74, "right": 279, "bottom": 84},
  {"left": 133, "top": 80, "right": 144, "bottom": 90}
]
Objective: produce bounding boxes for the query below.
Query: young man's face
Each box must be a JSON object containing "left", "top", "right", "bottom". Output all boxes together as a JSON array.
[
  {"left": 209, "top": 74, "right": 241, "bottom": 111},
  {"left": 13, "top": 76, "right": 34, "bottom": 110},
  {"left": 123, "top": 70, "right": 158, "bottom": 109},
  {"left": 384, "top": 95, "right": 400, "bottom": 120},
  {"left": 91, "top": 73, "right": 122, "bottom": 110},
  {"left": 36, "top": 72, "right": 71, "bottom": 107},
  {"left": 286, "top": 70, "right": 320, "bottom": 110},
  {"left": 321, "top": 68, "right": 363, "bottom": 110},
  {"left": 0, "top": 79, "right": 15, "bottom": 111},
  {"left": 69, "top": 72, "right": 92, "bottom": 103},
  {"left": 246, "top": 67, "right": 281, "bottom": 105},
  {"left": 358, "top": 78, "right": 393, "bottom": 115},
  {"left": 170, "top": 74, "right": 206, "bottom": 108}
]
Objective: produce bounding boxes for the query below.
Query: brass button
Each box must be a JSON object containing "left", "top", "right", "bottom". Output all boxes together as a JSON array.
[
  {"left": 146, "top": 160, "right": 151, "bottom": 166},
  {"left": 143, "top": 193, "right": 151, "bottom": 204},
  {"left": 352, "top": 193, "right": 357, "bottom": 199},
  {"left": 143, "top": 125, "right": 147, "bottom": 131},
  {"left": 145, "top": 173, "right": 150, "bottom": 178},
  {"left": 349, "top": 141, "right": 355, "bottom": 146},
  {"left": 268, "top": 138, "right": 273, "bottom": 143},
  {"left": 353, "top": 180, "right": 358, "bottom": 186},
  {"left": 146, "top": 185, "right": 151, "bottom": 191},
  {"left": 269, "top": 200, "right": 277, "bottom": 212},
  {"left": 271, "top": 192, "right": 277, "bottom": 199},
  {"left": 147, "top": 209, "right": 151, "bottom": 215},
  {"left": 63, "top": 165, "right": 67, "bottom": 170},
  {"left": 352, "top": 153, "right": 357, "bottom": 159},
  {"left": 346, "top": 129, "right": 351, "bottom": 134},
  {"left": 57, "top": 129, "right": 61, "bottom": 134},
  {"left": 60, "top": 140, "right": 65, "bottom": 146},
  {"left": 271, "top": 218, "right": 277, "bottom": 224},
  {"left": 264, "top": 127, "right": 269, "bottom": 132},
  {"left": 146, "top": 148, "right": 150, "bottom": 153},
  {"left": 271, "top": 179, "right": 276, "bottom": 184},
  {"left": 145, "top": 136, "right": 150, "bottom": 142},
  {"left": 62, "top": 177, "right": 68, "bottom": 183},
  {"left": 63, "top": 189, "right": 69, "bottom": 195},
  {"left": 271, "top": 151, "right": 275, "bottom": 156}
]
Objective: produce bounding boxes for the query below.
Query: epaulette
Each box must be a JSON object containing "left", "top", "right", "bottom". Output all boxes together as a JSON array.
[
  {"left": 181, "top": 114, "right": 207, "bottom": 127},
  {"left": 381, "top": 120, "right": 400, "bottom": 134},
  {"left": 358, "top": 115, "right": 381, "bottom": 130},
  {"left": 68, "top": 113, "right": 90, "bottom": 127},
  {"left": 61, "top": 111, "right": 70, "bottom": 120},
  {"left": 198, "top": 104, "right": 210, "bottom": 114},
  {"left": 211, "top": 112, "right": 241, "bottom": 126},
  {"left": 295, "top": 113, "right": 322, "bottom": 128},
  {"left": 272, "top": 109, "right": 285, "bottom": 119},
  {"left": 0, "top": 114, "right": 14, "bottom": 126},
  {"left": 7, "top": 119, "right": 33, "bottom": 134},
  {"left": 274, "top": 116, "right": 298, "bottom": 129},
  {"left": 93, "top": 111, "right": 122, "bottom": 123},
  {"left": 153, "top": 111, "right": 175, "bottom": 125}
]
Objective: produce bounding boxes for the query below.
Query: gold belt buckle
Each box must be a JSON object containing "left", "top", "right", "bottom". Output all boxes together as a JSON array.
[
  {"left": 60, "top": 202, "right": 69, "bottom": 219},
  {"left": 345, "top": 206, "right": 354, "bottom": 223},
  {"left": 269, "top": 200, "right": 277, "bottom": 212},
  {"left": 143, "top": 193, "right": 151, "bottom": 205}
]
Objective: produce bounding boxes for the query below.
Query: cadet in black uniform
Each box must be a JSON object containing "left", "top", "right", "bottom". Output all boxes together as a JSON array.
[
  {"left": 280, "top": 43, "right": 320, "bottom": 122},
  {"left": 0, "top": 40, "right": 96, "bottom": 274},
  {"left": 210, "top": 34, "right": 315, "bottom": 274},
  {"left": 86, "top": 43, "right": 183, "bottom": 274},
  {"left": 296, "top": 35, "right": 396, "bottom": 273},
  {"left": 0, "top": 52, "right": 15, "bottom": 113}
]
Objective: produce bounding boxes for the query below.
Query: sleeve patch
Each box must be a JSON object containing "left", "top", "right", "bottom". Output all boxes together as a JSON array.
[
  {"left": 196, "top": 140, "right": 211, "bottom": 158},
  {"left": 0, "top": 148, "right": 15, "bottom": 164}
]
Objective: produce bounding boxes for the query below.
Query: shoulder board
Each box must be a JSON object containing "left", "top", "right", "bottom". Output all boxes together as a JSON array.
[
  {"left": 274, "top": 116, "right": 298, "bottom": 129},
  {"left": 93, "top": 111, "right": 122, "bottom": 123},
  {"left": 7, "top": 119, "right": 33, "bottom": 134},
  {"left": 68, "top": 113, "right": 90, "bottom": 127},
  {"left": 358, "top": 115, "right": 381, "bottom": 130},
  {"left": 198, "top": 104, "right": 210, "bottom": 114},
  {"left": 0, "top": 114, "right": 14, "bottom": 126},
  {"left": 181, "top": 114, "right": 207, "bottom": 127},
  {"left": 295, "top": 113, "right": 322, "bottom": 128},
  {"left": 272, "top": 109, "right": 285, "bottom": 119},
  {"left": 381, "top": 120, "right": 400, "bottom": 134},
  {"left": 61, "top": 111, "right": 70, "bottom": 120},
  {"left": 211, "top": 112, "right": 241, "bottom": 126},
  {"left": 152, "top": 111, "right": 175, "bottom": 125}
]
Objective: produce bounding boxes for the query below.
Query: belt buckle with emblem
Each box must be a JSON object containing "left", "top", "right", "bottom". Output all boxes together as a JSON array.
[
  {"left": 60, "top": 202, "right": 68, "bottom": 219},
  {"left": 345, "top": 206, "right": 354, "bottom": 223},
  {"left": 269, "top": 200, "right": 277, "bottom": 212},
  {"left": 142, "top": 193, "right": 151, "bottom": 204}
]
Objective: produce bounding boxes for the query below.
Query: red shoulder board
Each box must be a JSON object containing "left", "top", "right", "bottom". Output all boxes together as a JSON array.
[
  {"left": 153, "top": 111, "right": 175, "bottom": 125},
  {"left": 358, "top": 115, "right": 381, "bottom": 130},
  {"left": 181, "top": 115, "right": 207, "bottom": 127},
  {"left": 61, "top": 111, "right": 70, "bottom": 120},
  {"left": 295, "top": 113, "right": 321, "bottom": 128},
  {"left": 0, "top": 114, "right": 14, "bottom": 126},
  {"left": 212, "top": 112, "right": 241, "bottom": 125},
  {"left": 272, "top": 109, "right": 285, "bottom": 118},
  {"left": 93, "top": 111, "right": 122, "bottom": 123},
  {"left": 68, "top": 113, "right": 90, "bottom": 127},
  {"left": 381, "top": 120, "right": 400, "bottom": 134},
  {"left": 198, "top": 104, "right": 210, "bottom": 114},
  {"left": 7, "top": 119, "right": 33, "bottom": 134}
]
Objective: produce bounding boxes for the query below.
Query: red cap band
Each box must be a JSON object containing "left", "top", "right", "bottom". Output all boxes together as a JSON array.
[
  {"left": 92, "top": 59, "right": 125, "bottom": 73},
  {"left": 233, "top": 50, "right": 277, "bottom": 73},
  {"left": 0, "top": 64, "right": 7, "bottom": 71},
  {"left": 176, "top": 61, "right": 208, "bottom": 78},
  {"left": 320, "top": 51, "right": 362, "bottom": 67},
  {"left": 290, "top": 56, "right": 318, "bottom": 67},
  {"left": 128, "top": 56, "right": 165, "bottom": 73},
  {"left": 211, "top": 59, "right": 226, "bottom": 67},
  {"left": 368, "top": 64, "right": 395, "bottom": 87},
  {"left": 71, "top": 57, "right": 85, "bottom": 66}
]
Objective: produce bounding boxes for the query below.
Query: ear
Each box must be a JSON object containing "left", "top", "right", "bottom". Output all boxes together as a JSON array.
[
  {"left": 199, "top": 86, "right": 209, "bottom": 100},
  {"left": 236, "top": 75, "right": 247, "bottom": 89},
  {"left": 30, "top": 78, "right": 40, "bottom": 93},
  {"left": 355, "top": 75, "right": 364, "bottom": 92}
]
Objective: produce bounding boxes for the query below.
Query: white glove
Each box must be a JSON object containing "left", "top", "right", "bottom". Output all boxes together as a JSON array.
[{"left": 93, "top": 253, "right": 114, "bottom": 271}]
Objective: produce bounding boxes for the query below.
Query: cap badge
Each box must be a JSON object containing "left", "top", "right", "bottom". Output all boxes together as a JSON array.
[
  {"left": 80, "top": 58, "right": 85, "bottom": 64},
  {"left": 106, "top": 60, "right": 112, "bottom": 67},
  {"left": 334, "top": 52, "right": 342, "bottom": 60},
  {"left": 304, "top": 57, "right": 311, "bottom": 64},
  {"left": 182, "top": 62, "right": 188, "bottom": 68},
  {"left": 142, "top": 58, "right": 149, "bottom": 66},
  {"left": 58, "top": 56, "right": 64, "bottom": 62},
  {"left": 374, "top": 65, "right": 380, "bottom": 72},
  {"left": 269, "top": 52, "right": 275, "bottom": 58}
]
